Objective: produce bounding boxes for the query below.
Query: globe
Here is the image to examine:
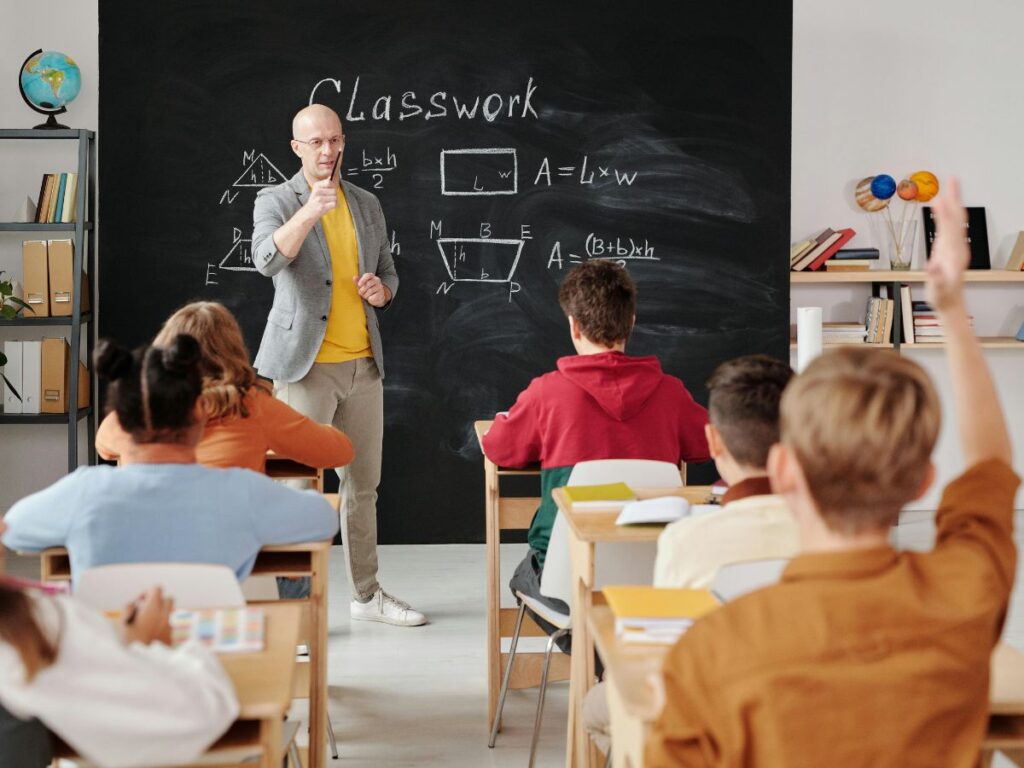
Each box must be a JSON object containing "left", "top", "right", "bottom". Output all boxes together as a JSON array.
[{"left": 19, "top": 49, "right": 81, "bottom": 129}]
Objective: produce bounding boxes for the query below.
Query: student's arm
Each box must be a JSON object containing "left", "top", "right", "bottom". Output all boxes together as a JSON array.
[
  {"left": 1, "top": 473, "right": 81, "bottom": 552},
  {"left": 929, "top": 179, "right": 1020, "bottom": 592},
  {"left": 928, "top": 178, "right": 1012, "bottom": 467},
  {"left": 248, "top": 476, "right": 339, "bottom": 545},
  {"left": 0, "top": 594, "right": 238, "bottom": 768},
  {"left": 480, "top": 379, "right": 544, "bottom": 468},
  {"left": 259, "top": 392, "right": 355, "bottom": 469},
  {"left": 95, "top": 411, "right": 127, "bottom": 462},
  {"left": 645, "top": 639, "right": 717, "bottom": 767}
]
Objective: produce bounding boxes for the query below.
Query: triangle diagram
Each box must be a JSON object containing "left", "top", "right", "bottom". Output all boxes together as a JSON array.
[
  {"left": 219, "top": 236, "right": 255, "bottom": 271},
  {"left": 233, "top": 153, "right": 287, "bottom": 188}
]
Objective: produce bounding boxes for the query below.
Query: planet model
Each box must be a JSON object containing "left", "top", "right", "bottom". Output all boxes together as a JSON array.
[
  {"left": 897, "top": 179, "right": 919, "bottom": 201},
  {"left": 909, "top": 171, "right": 939, "bottom": 203},
  {"left": 870, "top": 174, "right": 897, "bottom": 200},
  {"left": 855, "top": 176, "right": 889, "bottom": 211}
]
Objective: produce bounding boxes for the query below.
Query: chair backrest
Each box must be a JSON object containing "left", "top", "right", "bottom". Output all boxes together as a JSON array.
[
  {"left": 567, "top": 459, "right": 684, "bottom": 488},
  {"left": 711, "top": 558, "right": 789, "bottom": 603},
  {"left": 75, "top": 563, "right": 246, "bottom": 611},
  {"left": 539, "top": 460, "right": 680, "bottom": 610},
  {"left": 538, "top": 510, "right": 574, "bottom": 607}
]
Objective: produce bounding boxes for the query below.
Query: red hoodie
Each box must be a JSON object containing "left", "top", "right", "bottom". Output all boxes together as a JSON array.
[{"left": 483, "top": 351, "right": 710, "bottom": 470}]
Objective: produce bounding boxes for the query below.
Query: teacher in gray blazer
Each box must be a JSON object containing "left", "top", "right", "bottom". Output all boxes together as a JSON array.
[{"left": 252, "top": 104, "right": 426, "bottom": 627}]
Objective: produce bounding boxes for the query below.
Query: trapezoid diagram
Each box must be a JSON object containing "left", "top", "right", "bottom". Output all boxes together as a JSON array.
[{"left": 437, "top": 238, "right": 524, "bottom": 282}]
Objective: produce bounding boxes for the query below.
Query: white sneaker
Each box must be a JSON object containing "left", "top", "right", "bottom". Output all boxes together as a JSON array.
[{"left": 350, "top": 589, "right": 427, "bottom": 627}]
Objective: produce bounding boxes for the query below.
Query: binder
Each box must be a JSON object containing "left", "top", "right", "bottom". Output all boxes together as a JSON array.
[
  {"left": 21, "top": 240, "right": 50, "bottom": 317},
  {"left": 47, "top": 239, "right": 90, "bottom": 317},
  {"left": 21, "top": 341, "right": 41, "bottom": 414},
  {"left": 61, "top": 173, "right": 78, "bottom": 223},
  {"left": 3, "top": 341, "right": 23, "bottom": 414},
  {"left": 40, "top": 338, "right": 89, "bottom": 413}
]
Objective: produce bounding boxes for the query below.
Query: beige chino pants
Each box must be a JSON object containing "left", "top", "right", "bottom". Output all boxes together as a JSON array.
[{"left": 275, "top": 357, "right": 383, "bottom": 601}]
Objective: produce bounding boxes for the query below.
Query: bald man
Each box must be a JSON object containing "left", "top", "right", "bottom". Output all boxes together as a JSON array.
[{"left": 252, "top": 105, "right": 425, "bottom": 626}]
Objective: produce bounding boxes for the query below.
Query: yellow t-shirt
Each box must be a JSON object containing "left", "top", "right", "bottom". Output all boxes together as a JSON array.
[{"left": 315, "top": 186, "right": 372, "bottom": 363}]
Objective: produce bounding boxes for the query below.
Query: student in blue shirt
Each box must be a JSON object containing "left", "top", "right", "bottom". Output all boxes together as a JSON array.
[{"left": 2, "top": 334, "right": 338, "bottom": 585}]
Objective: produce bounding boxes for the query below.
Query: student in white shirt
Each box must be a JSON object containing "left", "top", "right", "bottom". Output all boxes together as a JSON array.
[
  {"left": 584, "top": 354, "right": 799, "bottom": 753},
  {"left": 0, "top": 519, "right": 239, "bottom": 768}
]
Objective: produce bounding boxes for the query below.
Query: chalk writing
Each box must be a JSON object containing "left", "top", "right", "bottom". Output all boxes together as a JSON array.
[
  {"left": 440, "top": 148, "right": 518, "bottom": 196},
  {"left": 533, "top": 155, "right": 638, "bottom": 187},
  {"left": 218, "top": 228, "right": 255, "bottom": 272},
  {"left": 309, "top": 76, "right": 540, "bottom": 123}
]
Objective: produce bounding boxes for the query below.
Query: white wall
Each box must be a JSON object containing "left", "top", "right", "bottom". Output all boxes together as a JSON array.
[
  {"left": 0, "top": 1, "right": 97, "bottom": 511},
  {"left": 791, "top": 0, "right": 1024, "bottom": 510},
  {"left": 0, "top": 0, "right": 1020, "bottom": 513}
]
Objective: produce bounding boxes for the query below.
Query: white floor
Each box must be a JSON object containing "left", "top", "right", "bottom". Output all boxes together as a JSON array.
[
  {"left": 9, "top": 515, "right": 1024, "bottom": 767},
  {"left": 321, "top": 542, "right": 566, "bottom": 767}
]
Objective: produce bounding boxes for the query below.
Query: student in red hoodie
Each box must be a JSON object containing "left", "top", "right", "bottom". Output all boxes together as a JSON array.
[{"left": 482, "top": 261, "right": 710, "bottom": 632}]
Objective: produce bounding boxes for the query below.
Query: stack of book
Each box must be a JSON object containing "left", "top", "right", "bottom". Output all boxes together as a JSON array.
[
  {"left": 912, "top": 301, "right": 974, "bottom": 344},
  {"left": 824, "top": 247, "right": 880, "bottom": 272},
  {"left": 790, "top": 228, "right": 856, "bottom": 271},
  {"left": 864, "top": 295, "right": 894, "bottom": 344},
  {"left": 822, "top": 322, "right": 867, "bottom": 345},
  {"left": 32, "top": 173, "right": 78, "bottom": 224},
  {"left": 603, "top": 585, "right": 719, "bottom": 645}
]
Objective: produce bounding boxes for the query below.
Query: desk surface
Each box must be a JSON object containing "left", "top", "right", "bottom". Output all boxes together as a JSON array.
[
  {"left": 552, "top": 486, "right": 715, "bottom": 543},
  {"left": 221, "top": 602, "right": 300, "bottom": 719},
  {"left": 589, "top": 604, "right": 1024, "bottom": 723}
]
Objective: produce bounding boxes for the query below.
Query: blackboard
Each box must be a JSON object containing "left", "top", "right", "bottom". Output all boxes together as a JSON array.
[{"left": 98, "top": 0, "right": 792, "bottom": 544}]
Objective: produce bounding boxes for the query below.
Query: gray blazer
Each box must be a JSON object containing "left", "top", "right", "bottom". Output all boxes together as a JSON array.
[{"left": 252, "top": 170, "right": 398, "bottom": 382}]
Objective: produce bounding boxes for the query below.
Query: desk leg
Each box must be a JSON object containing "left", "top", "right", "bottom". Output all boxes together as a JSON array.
[
  {"left": 309, "top": 547, "right": 329, "bottom": 768},
  {"left": 567, "top": 536, "right": 595, "bottom": 768},
  {"left": 260, "top": 717, "right": 284, "bottom": 768},
  {"left": 485, "top": 460, "right": 501, "bottom": 733}
]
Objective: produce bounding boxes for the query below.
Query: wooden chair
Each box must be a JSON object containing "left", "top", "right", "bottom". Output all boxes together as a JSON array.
[{"left": 478, "top": 421, "right": 569, "bottom": 738}]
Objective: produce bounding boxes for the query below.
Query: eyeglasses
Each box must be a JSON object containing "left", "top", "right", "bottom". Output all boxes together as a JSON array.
[{"left": 293, "top": 136, "right": 345, "bottom": 151}]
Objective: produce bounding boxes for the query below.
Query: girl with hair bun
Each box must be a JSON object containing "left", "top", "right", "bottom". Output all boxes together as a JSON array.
[
  {"left": 96, "top": 301, "right": 353, "bottom": 472},
  {"left": 2, "top": 335, "right": 339, "bottom": 586}
]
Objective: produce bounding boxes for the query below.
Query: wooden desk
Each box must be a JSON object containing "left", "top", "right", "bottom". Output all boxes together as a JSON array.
[
  {"left": 53, "top": 602, "right": 301, "bottom": 768},
  {"left": 38, "top": 541, "right": 332, "bottom": 768},
  {"left": 265, "top": 451, "right": 325, "bottom": 493},
  {"left": 553, "top": 485, "right": 714, "bottom": 768},
  {"left": 589, "top": 605, "right": 1024, "bottom": 768},
  {"left": 475, "top": 419, "right": 569, "bottom": 737}
]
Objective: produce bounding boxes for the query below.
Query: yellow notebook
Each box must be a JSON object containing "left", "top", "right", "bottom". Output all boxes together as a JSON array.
[
  {"left": 563, "top": 482, "right": 635, "bottom": 510},
  {"left": 604, "top": 585, "right": 719, "bottom": 620},
  {"left": 603, "top": 585, "right": 720, "bottom": 644}
]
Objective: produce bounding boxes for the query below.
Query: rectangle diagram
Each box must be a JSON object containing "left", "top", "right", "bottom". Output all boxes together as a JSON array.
[
  {"left": 437, "top": 238, "right": 524, "bottom": 283},
  {"left": 440, "top": 148, "right": 517, "bottom": 196}
]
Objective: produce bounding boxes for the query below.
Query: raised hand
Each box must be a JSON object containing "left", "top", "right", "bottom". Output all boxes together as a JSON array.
[
  {"left": 925, "top": 177, "right": 970, "bottom": 314},
  {"left": 303, "top": 178, "right": 338, "bottom": 221}
]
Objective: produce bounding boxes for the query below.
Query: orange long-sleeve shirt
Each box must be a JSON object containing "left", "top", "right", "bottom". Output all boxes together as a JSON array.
[
  {"left": 646, "top": 459, "right": 1020, "bottom": 768},
  {"left": 96, "top": 387, "right": 353, "bottom": 472}
]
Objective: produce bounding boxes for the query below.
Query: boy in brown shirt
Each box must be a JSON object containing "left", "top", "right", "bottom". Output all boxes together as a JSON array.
[{"left": 646, "top": 179, "right": 1020, "bottom": 767}]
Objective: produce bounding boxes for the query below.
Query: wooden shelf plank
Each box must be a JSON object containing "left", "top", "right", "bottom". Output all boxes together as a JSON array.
[
  {"left": 792, "top": 270, "right": 1024, "bottom": 284},
  {"left": 789, "top": 337, "right": 1022, "bottom": 350}
]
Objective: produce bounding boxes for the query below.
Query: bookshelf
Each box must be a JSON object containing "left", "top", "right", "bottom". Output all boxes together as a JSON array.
[
  {"left": 791, "top": 269, "right": 1024, "bottom": 354},
  {"left": 0, "top": 128, "right": 96, "bottom": 471}
]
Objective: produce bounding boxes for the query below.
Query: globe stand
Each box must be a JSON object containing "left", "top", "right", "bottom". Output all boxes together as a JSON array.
[
  {"left": 19, "top": 49, "right": 72, "bottom": 130},
  {"left": 32, "top": 111, "right": 69, "bottom": 131}
]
